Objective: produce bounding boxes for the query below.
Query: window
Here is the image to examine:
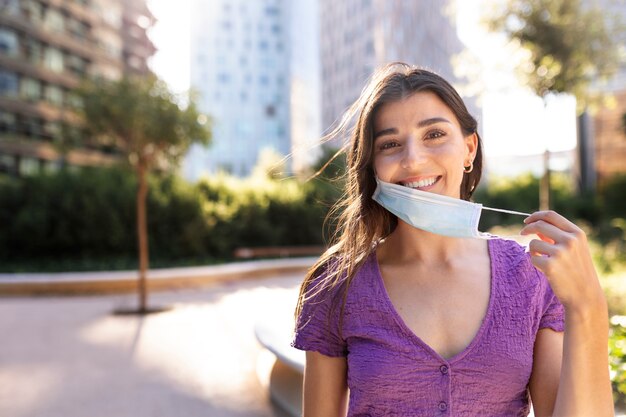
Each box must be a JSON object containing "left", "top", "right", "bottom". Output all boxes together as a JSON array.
[
  {"left": 0, "top": 154, "right": 16, "bottom": 175},
  {"left": 19, "top": 115, "right": 43, "bottom": 138},
  {"left": 25, "top": 39, "right": 42, "bottom": 65},
  {"left": 44, "top": 8, "right": 65, "bottom": 33},
  {"left": 66, "top": 93, "right": 82, "bottom": 109},
  {"left": 43, "top": 120, "right": 60, "bottom": 141},
  {"left": 265, "top": 6, "right": 280, "bottom": 16},
  {"left": 20, "top": 157, "right": 40, "bottom": 176},
  {"left": 102, "top": 7, "right": 122, "bottom": 28},
  {"left": 66, "top": 55, "right": 86, "bottom": 75},
  {"left": 44, "top": 47, "right": 64, "bottom": 73},
  {"left": 99, "top": 40, "right": 121, "bottom": 59},
  {"left": 44, "top": 85, "right": 63, "bottom": 106},
  {"left": 0, "top": 29, "right": 18, "bottom": 56},
  {"left": 3, "top": 0, "right": 19, "bottom": 16},
  {"left": 67, "top": 18, "right": 88, "bottom": 39},
  {"left": 0, "top": 70, "right": 18, "bottom": 97},
  {"left": 260, "top": 57, "right": 275, "bottom": 69},
  {"left": 21, "top": 77, "right": 41, "bottom": 101},
  {"left": 0, "top": 111, "right": 16, "bottom": 133},
  {"left": 25, "top": 1, "right": 44, "bottom": 23}
]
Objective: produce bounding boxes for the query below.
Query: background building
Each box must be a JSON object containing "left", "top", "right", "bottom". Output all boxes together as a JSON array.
[
  {"left": 289, "top": 0, "right": 321, "bottom": 176},
  {"left": 187, "top": 0, "right": 293, "bottom": 178},
  {"left": 589, "top": 0, "right": 626, "bottom": 184},
  {"left": 0, "top": 0, "right": 155, "bottom": 176},
  {"left": 319, "top": 0, "right": 469, "bottom": 138}
]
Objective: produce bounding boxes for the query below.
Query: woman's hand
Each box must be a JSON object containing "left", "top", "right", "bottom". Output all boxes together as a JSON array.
[
  {"left": 521, "top": 210, "right": 613, "bottom": 416},
  {"left": 520, "top": 210, "right": 605, "bottom": 313}
]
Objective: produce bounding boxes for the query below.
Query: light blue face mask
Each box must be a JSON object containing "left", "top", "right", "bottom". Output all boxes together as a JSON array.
[{"left": 372, "top": 178, "right": 530, "bottom": 239}]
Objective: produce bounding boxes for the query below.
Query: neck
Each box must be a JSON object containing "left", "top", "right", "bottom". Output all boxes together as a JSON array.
[{"left": 378, "top": 221, "right": 482, "bottom": 267}]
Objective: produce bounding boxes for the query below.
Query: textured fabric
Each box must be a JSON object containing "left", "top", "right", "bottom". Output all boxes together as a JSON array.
[{"left": 292, "top": 238, "right": 565, "bottom": 417}]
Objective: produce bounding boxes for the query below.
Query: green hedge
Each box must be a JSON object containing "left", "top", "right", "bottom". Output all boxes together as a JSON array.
[
  {"left": 2, "top": 167, "right": 623, "bottom": 272},
  {"left": 0, "top": 167, "right": 341, "bottom": 272},
  {"left": 610, "top": 316, "right": 626, "bottom": 409},
  {"left": 474, "top": 173, "right": 626, "bottom": 273}
]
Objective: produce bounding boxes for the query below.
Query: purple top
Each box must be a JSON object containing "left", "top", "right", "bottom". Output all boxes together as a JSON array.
[{"left": 292, "top": 238, "right": 565, "bottom": 416}]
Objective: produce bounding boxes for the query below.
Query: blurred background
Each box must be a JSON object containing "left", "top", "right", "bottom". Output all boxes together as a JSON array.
[{"left": 0, "top": 0, "right": 625, "bottom": 416}]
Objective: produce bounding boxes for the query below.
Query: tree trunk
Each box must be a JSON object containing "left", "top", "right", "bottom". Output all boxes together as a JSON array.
[
  {"left": 540, "top": 149, "right": 551, "bottom": 211},
  {"left": 136, "top": 161, "right": 149, "bottom": 312},
  {"left": 576, "top": 109, "right": 596, "bottom": 194},
  {"left": 539, "top": 97, "right": 551, "bottom": 211}
]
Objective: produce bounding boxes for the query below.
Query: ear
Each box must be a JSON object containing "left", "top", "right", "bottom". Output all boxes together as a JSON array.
[{"left": 464, "top": 132, "right": 478, "bottom": 163}]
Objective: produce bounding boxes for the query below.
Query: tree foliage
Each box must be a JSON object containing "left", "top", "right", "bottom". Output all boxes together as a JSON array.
[
  {"left": 75, "top": 75, "right": 211, "bottom": 312},
  {"left": 77, "top": 75, "right": 211, "bottom": 167},
  {"left": 487, "top": 0, "right": 623, "bottom": 109}
]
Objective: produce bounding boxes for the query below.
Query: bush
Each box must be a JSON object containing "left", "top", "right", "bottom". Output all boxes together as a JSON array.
[
  {"left": 2, "top": 166, "right": 623, "bottom": 273},
  {"left": 610, "top": 316, "right": 626, "bottom": 409},
  {"left": 0, "top": 166, "right": 337, "bottom": 272}
]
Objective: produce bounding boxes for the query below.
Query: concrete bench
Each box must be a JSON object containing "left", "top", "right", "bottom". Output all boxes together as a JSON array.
[
  {"left": 234, "top": 246, "right": 324, "bottom": 259},
  {"left": 255, "top": 318, "right": 305, "bottom": 417}
]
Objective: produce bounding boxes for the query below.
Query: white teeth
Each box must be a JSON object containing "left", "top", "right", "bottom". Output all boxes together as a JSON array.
[{"left": 403, "top": 177, "right": 437, "bottom": 188}]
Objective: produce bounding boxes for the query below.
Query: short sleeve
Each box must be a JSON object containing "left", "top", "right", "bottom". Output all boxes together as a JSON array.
[
  {"left": 535, "top": 268, "right": 565, "bottom": 332},
  {"left": 291, "top": 272, "right": 347, "bottom": 357}
]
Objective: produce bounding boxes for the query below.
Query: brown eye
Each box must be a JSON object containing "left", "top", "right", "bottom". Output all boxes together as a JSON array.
[
  {"left": 378, "top": 141, "right": 400, "bottom": 151},
  {"left": 426, "top": 130, "right": 445, "bottom": 140}
]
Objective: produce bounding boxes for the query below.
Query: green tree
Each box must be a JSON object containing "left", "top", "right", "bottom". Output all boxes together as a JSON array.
[
  {"left": 486, "top": 0, "right": 623, "bottom": 206},
  {"left": 76, "top": 75, "right": 211, "bottom": 313}
]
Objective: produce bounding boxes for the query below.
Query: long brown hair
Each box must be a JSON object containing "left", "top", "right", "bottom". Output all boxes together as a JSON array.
[{"left": 294, "top": 62, "right": 484, "bottom": 325}]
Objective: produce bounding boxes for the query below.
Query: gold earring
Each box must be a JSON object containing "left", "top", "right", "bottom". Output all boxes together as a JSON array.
[{"left": 464, "top": 161, "right": 473, "bottom": 174}]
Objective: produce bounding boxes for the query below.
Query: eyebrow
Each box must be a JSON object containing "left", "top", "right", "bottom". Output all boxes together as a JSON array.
[{"left": 373, "top": 117, "right": 452, "bottom": 140}]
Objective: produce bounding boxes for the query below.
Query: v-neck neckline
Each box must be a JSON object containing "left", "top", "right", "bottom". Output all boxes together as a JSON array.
[{"left": 372, "top": 239, "right": 497, "bottom": 364}]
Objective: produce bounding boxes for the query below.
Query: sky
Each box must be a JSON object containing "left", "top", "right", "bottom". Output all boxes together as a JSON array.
[
  {"left": 147, "top": 0, "right": 191, "bottom": 94},
  {"left": 145, "top": 0, "right": 577, "bottom": 162}
]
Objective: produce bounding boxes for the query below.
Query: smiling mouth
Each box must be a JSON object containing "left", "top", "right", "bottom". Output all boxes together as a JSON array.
[{"left": 401, "top": 176, "right": 441, "bottom": 190}]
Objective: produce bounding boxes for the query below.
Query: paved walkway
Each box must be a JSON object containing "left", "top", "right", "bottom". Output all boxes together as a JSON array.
[{"left": 0, "top": 272, "right": 302, "bottom": 417}]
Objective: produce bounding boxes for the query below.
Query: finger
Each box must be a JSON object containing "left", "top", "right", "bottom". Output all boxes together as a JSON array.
[
  {"left": 523, "top": 210, "right": 579, "bottom": 233},
  {"left": 528, "top": 239, "right": 557, "bottom": 257},
  {"left": 535, "top": 232, "right": 555, "bottom": 245},
  {"left": 520, "top": 220, "right": 564, "bottom": 243},
  {"left": 529, "top": 253, "right": 550, "bottom": 274}
]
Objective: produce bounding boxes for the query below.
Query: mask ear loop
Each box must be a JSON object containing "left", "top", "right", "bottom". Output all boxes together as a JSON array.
[{"left": 481, "top": 207, "right": 533, "bottom": 249}]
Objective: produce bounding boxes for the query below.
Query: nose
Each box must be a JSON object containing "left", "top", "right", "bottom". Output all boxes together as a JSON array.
[{"left": 400, "top": 135, "right": 428, "bottom": 169}]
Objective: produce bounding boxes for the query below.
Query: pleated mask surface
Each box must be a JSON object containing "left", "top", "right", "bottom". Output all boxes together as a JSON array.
[{"left": 372, "top": 178, "right": 530, "bottom": 239}]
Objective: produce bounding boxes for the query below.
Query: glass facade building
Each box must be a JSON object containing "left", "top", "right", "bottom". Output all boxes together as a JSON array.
[
  {"left": 187, "top": 0, "right": 294, "bottom": 178},
  {"left": 319, "top": 0, "right": 468, "bottom": 138}
]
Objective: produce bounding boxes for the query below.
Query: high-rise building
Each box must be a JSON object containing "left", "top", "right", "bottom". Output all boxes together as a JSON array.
[
  {"left": 187, "top": 0, "right": 295, "bottom": 178},
  {"left": 0, "top": 0, "right": 156, "bottom": 176},
  {"left": 319, "top": 0, "right": 468, "bottom": 136},
  {"left": 588, "top": 0, "right": 626, "bottom": 183}
]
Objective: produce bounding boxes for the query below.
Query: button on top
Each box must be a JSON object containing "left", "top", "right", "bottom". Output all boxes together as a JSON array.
[
  {"left": 439, "top": 365, "right": 448, "bottom": 374},
  {"left": 438, "top": 401, "right": 448, "bottom": 411}
]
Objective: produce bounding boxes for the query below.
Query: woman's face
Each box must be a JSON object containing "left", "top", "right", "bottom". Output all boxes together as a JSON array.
[{"left": 372, "top": 91, "right": 477, "bottom": 199}]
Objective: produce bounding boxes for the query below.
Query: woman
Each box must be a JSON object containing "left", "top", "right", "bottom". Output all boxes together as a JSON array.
[{"left": 292, "top": 63, "right": 612, "bottom": 416}]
